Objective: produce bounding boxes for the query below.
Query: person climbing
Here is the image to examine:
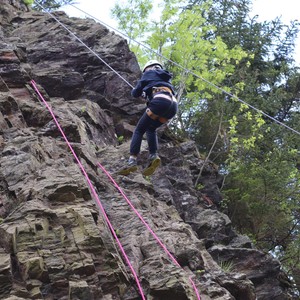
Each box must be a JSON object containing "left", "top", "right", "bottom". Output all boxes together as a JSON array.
[{"left": 118, "top": 59, "right": 178, "bottom": 176}]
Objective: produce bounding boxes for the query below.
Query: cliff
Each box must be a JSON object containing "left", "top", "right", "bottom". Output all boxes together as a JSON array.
[{"left": 0, "top": 1, "right": 293, "bottom": 299}]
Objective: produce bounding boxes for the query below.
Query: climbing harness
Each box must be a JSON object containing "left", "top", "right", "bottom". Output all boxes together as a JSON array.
[
  {"left": 30, "top": 80, "right": 146, "bottom": 300},
  {"left": 152, "top": 86, "right": 173, "bottom": 95},
  {"left": 146, "top": 108, "right": 169, "bottom": 124},
  {"left": 147, "top": 87, "right": 177, "bottom": 123}
]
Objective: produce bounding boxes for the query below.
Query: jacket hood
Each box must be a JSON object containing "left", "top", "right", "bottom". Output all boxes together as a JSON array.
[{"left": 145, "top": 69, "right": 172, "bottom": 81}]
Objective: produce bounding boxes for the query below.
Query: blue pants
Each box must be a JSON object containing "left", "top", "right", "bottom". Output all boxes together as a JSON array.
[{"left": 130, "top": 96, "right": 177, "bottom": 155}]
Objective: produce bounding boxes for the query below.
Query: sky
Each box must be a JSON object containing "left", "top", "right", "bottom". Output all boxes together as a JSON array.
[{"left": 62, "top": 0, "right": 300, "bottom": 65}]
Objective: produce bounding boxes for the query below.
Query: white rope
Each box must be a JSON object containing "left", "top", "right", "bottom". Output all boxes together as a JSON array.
[{"left": 33, "top": 1, "right": 134, "bottom": 89}]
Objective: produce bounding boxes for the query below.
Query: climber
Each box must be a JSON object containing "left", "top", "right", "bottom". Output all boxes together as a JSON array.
[{"left": 118, "top": 60, "right": 178, "bottom": 176}]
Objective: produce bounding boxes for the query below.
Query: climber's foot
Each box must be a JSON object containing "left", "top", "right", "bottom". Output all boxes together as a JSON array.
[
  {"left": 142, "top": 154, "right": 161, "bottom": 176},
  {"left": 117, "top": 157, "right": 138, "bottom": 175}
]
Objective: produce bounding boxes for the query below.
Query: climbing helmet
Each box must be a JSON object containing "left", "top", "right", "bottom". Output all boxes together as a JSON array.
[{"left": 142, "top": 60, "right": 163, "bottom": 72}]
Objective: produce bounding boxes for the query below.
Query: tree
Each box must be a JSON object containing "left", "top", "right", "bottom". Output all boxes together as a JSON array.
[
  {"left": 190, "top": 0, "right": 300, "bottom": 293},
  {"left": 111, "top": 0, "right": 152, "bottom": 51}
]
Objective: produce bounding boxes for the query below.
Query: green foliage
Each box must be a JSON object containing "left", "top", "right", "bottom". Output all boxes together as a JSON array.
[
  {"left": 277, "top": 239, "right": 300, "bottom": 289},
  {"left": 112, "top": 0, "right": 152, "bottom": 51},
  {"left": 192, "top": 6, "right": 300, "bottom": 290},
  {"left": 223, "top": 149, "right": 300, "bottom": 288},
  {"left": 117, "top": 135, "right": 125, "bottom": 144},
  {"left": 23, "top": 0, "right": 34, "bottom": 5},
  {"left": 195, "top": 183, "right": 204, "bottom": 190},
  {"left": 219, "top": 260, "right": 234, "bottom": 273},
  {"left": 115, "top": 228, "right": 121, "bottom": 237},
  {"left": 144, "top": 175, "right": 151, "bottom": 182},
  {"left": 33, "top": 0, "right": 75, "bottom": 11},
  {"left": 226, "top": 109, "right": 266, "bottom": 170}
]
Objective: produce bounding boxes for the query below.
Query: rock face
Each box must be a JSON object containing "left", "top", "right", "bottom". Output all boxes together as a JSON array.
[{"left": 0, "top": 2, "right": 294, "bottom": 300}]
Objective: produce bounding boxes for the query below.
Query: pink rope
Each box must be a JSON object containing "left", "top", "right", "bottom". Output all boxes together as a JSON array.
[
  {"left": 30, "top": 80, "right": 146, "bottom": 300},
  {"left": 97, "top": 162, "right": 201, "bottom": 300},
  {"left": 189, "top": 276, "right": 202, "bottom": 300}
]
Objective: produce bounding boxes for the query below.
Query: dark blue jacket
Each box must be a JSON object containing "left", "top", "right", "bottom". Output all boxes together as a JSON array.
[{"left": 131, "top": 69, "right": 175, "bottom": 99}]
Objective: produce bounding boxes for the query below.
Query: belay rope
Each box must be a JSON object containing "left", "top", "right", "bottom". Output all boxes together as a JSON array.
[
  {"left": 30, "top": 80, "right": 146, "bottom": 300},
  {"left": 97, "top": 162, "right": 202, "bottom": 299},
  {"left": 30, "top": 80, "right": 201, "bottom": 299}
]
